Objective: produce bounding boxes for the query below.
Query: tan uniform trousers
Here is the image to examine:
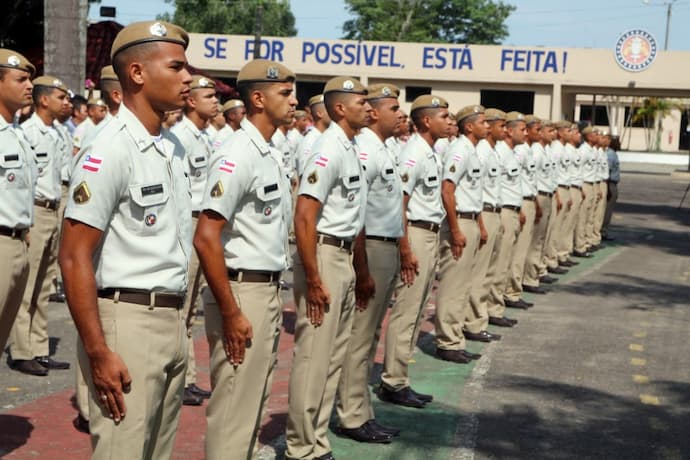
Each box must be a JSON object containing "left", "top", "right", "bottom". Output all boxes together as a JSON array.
[
  {"left": 337, "top": 239, "right": 400, "bottom": 429},
  {"left": 603, "top": 181, "right": 618, "bottom": 233},
  {"left": 523, "top": 194, "right": 552, "bottom": 287},
  {"left": 79, "top": 298, "right": 187, "bottom": 460},
  {"left": 286, "top": 243, "right": 356, "bottom": 460},
  {"left": 585, "top": 182, "right": 601, "bottom": 247},
  {"left": 10, "top": 205, "right": 59, "bottom": 360},
  {"left": 183, "top": 216, "right": 204, "bottom": 386},
  {"left": 0, "top": 236, "right": 29, "bottom": 352},
  {"left": 465, "top": 212, "right": 502, "bottom": 333},
  {"left": 559, "top": 188, "right": 582, "bottom": 259},
  {"left": 593, "top": 181, "right": 608, "bottom": 245},
  {"left": 487, "top": 208, "right": 521, "bottom": 318},
  {"left": 575, "top": 183, "right": 594, "bottom": 253},
  {"left": 504, "top": 199, "right": 536, "bottom": 302},
  {"left": 435, "top": 218, "right": 480, "bottom": 350},
  {"left": 542, "top": 187, "right": 569, "bottom": 270},
  {"left": 380, "top": 226, "right": 438, "bottom": 392},
  {"left": 204, "top": 280, "right": 282, "bottom": 460}
]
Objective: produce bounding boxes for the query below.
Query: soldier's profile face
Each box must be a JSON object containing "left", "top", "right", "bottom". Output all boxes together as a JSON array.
[
  {"left": 190, "top": 87, "right": 218, "bottom": 121},
  {"left": 490, "top": 120, "right": 507, "bottom": 141},
  {"left": 374, "top": 97, "right": 401, "bottom": 138},
  {"left": 45, "top": 88, "right": 67, "bottom": 118},
  {"left": 141, "top": 42, "right": 192, "bottom": 112},
  {"left": 0, "top": 68, "right": 33, "bottom": 112},
  {"left": 261, "top": 81, "right": 297, "bottom": 127},
  {"left": 428, "top": 108, "right": 450, "bottom": 139},
  {"left": 509, "top": 121, "right": 527, "bottom": 144},
  {"left": 342, "top": 93, "right": 372, "bottom": 130},
  {"left": 471, "top": 114, "right": 489, "bottom": 139}
]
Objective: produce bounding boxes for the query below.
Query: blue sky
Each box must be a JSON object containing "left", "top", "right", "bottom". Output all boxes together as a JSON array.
[{"left": 89, "top": 0, "right": 690, "bottom": 50}]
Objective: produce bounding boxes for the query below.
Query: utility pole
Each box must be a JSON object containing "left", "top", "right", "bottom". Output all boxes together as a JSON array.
[
  {"left": 44, "top": 0, "right": 88, "bottom": 94},
  {"left": 252, "top": 2, "right": 264, "bottom": 59},
  {"left": 664, "top": 0, "right": 676, "bottom": 51}
]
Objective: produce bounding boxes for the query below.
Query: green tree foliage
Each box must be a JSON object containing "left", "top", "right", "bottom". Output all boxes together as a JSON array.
[
  {"left": 159, "top": 0, "right": 297, "bottom": 36},
  {"left": 343, "top": 0, "right": 515, "bottom": 44}
]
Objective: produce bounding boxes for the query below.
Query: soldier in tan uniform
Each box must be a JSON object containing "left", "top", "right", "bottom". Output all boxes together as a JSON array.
[
  {"left": 0, "top": 49, "right": 35, "bottom": 354},
  {"left": 59, "top": 21, "right": 193, "bottom": 459}
]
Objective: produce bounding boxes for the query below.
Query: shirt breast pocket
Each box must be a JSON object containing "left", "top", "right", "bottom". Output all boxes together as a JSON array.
[
  {"left": 188, "top": 154, "right": 208, "bottom": 178},
  {"left": 422, "top": 174, "right": 439, "bottom": 196},
  {"left": 35, "top": 152, "right": 49, "bottom": 176},
  {"left": 341, "top": 173, "right": 362, "bottom": 205},
  {"left": 0, "top": 153, "right": 27, "bottom": 189},
  {"left": 255, "top": 182, "right": 282, "bottom": 221},
  {"left": 380, "top": 167, "right": 397, "bottom": 193},
  {"left": 127, "top": 183, "right": 170, "bottom": 235},
  {"left": 467, "top": 168, "right": 482, "bottom": 189}
]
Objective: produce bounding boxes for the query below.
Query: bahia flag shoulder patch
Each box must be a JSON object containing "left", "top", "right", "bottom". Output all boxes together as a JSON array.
[
  {"left": 315, "top": 155, "right": 329, "bottom": 167},
  {"left": 219, "top": 159, "right": 236, "bottom": 174},
  {"left": 82, "top": 154, "right": 103, "bottom": 172}
]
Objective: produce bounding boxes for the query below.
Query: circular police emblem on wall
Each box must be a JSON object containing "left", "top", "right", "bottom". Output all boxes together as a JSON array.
[{"left": 615, "top": 29, "right": 657, "bottom": 72}]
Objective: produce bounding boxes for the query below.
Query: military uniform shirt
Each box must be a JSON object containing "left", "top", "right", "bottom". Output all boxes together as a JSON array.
[
  {"left": 55, "top": 121, "right": 73, "bottom": 184},
  {"left": 356, "top": 127, "right": 403, "bottom": 238},
  {"left": 0, "top": 115, "right": 36, "bottom": 228},
  {"left": 514, "top": 143, "right": 538, "bottom": 198},
  {"left": 567, "top": 143, "right": 583, "bottom": 187},
  {"left": 72, "top": 117, "right": 96, "bottom": 151},
  {"left": 532, "top": 142, "right": 556, "bottom": 193},
  {"left": 385, "top": 136, "right": 405, "bottom": 166},
  {"left": 444, "top": 135, "right": 483, "bottom": 213},
  {"left": 271, "top": 128, "right": 295, "bottom": 179},
  {"left": 551, "top": 140, "right": 571, "bottom": 186},
  {"left": 397, "top": 133, "right": 445, "bottom": 224},
  {"left": 580, "top": 142, "right": 598, "bottom": 183},
  {"left": 495, "top": 140, "right": 523, "bottom": 207},
  {"left": 296, "top": 127, "right": 321, "bottom": 178},
  {"left": 202, "top": 118, "right": 290, "bottom": 271},
  {"left": 171, "top": 116, "right": 213, "bottom": 211},
  {"left": 607, "top": 148, "right": 620, "bottom": 182},
  {"left": 22, "top": 113, "right": 62, "bottom": 201},
  {"left": 299, "top": 122, "right": 365, "bottom": 240},
  {"left": 212, "top": 125, "right": 233, "bottom": 151},
  {"left": 597, "top": 147, "right": 610, "bottom": 181},
  {"left": 65, "top": 104, "right": 192, "bottom": 292},
  {"left": 476, "top": 139, "right": 502, "bottom": 207}
]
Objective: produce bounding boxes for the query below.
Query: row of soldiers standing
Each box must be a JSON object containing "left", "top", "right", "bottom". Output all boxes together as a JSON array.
[{"left": 0, "top": 19, "right": 619, "bottom": 460}]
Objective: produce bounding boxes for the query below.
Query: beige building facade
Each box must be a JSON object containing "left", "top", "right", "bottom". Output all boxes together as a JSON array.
[{"left": 187, "top": 32, "right": 690, "bottom": 152}]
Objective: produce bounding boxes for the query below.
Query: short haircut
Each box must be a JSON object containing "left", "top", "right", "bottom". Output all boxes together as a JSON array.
[
  {"left": 459, "top": 113, "right": 481, "bottom": 133},
  {"left": 71, "top": 94, "right": 87, "bottom": 113},
  {"left": 100, "top": 80, "right": 121, "bottom": 109},
  {"left": 410, "top": 108, "right": 432, "bottom": 129},
  {"left": 506, "top": 120, "right": 525, "bottom": 129},
  {"left": 112, "top": 42, "right": 159, "bottom": 88},
  {"left": 323, "top": 91, "right": 349, "bottom": 119},
  {"left": 32, "top": 85, "right": 56, "bottom": 106},
  {"left": 0, "top": 68, "right": 7, "bottom": 80},
  {"left": 237, "top": 81, "right": 271, "bottom": 108}
]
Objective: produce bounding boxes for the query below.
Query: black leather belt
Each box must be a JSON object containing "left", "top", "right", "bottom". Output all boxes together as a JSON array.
[
  {"left": 571, "top": 185, "right": 582, "bottom": 190},
  {"left": 608, "top": 180, "right": 619, "bottom": 184},
  {"left": 584, "top": 181, "right": 595, "bottom": 185},
  {"left": 457, "top": 212, "right": 480, "bottom": 220},
  {"left": 317, "top": 233, "right": 353, "bottom": 251},
  {"left": 538, "top": 191, "right": 553, "bottom": 197},
  {"left": 558, "top": 184, "right": 570, "bottom": 189},
  {"left": 408, "top": 220, "right": 440, "bottom": 233},
  {"left": 502, "top": 205, "right": 521, "bottom": 212},
  {"left": 0, "top": 226, "right": 29, "bottom": 239},
  {"left": 366, "top": 235, "right": 399, "bottom": 244},
  {"left": 192, "top": 210, "right": 201, "bottom": 218},
  {"left": 97, "top": 288, "right": 185, "bottom": 309},
  {"left": 523, "top": 196, "right": 536, "bottom": 201},
  {"left": 34, "top": 198, "right": 59, "bottom": 210},
  {"left": 61, "top": 180, "right": 69, "bottom": 187},
  {"left": 227, "top": 269, "right": 281, "bottom": 283},
  {"left": 482, "top": 203, "right": 501, "bottom": 213}
]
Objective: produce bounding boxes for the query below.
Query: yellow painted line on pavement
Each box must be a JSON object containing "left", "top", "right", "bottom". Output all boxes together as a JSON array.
[
  {"left": 640, "top": 394, "right": 660, "bottom": 405},
  {"left": 5, "top": 387, "right": 20, "bottom": 392},
  {"left": 633, "top": 331, "right": 647, "bottom": 338},
  {"left": 408, "top": 359, "right": 416, "bottom": 363},
  {"left": 629, "top": 344, "right": 644, "bottom": 352},
  {"left": 630, "top": 357, "right": 646, "bottom": 366},
  {"left": 632, "top": 374, "right": 649, "bottom": 384},
  {"left": 648, "top": 416, "right": 668, "bottom": 431}
]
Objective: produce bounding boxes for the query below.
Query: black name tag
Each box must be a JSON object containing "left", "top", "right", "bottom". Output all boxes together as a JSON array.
[
  {"left": 194, "top": 156, "right": 205, "bottom": 162},
  {"left": 349, "top": 175, "right": 360, "bottom": 183},
  {"left": 4, "top": 154, "right": 19, "bottom": 161},
  {"left": 385, "top": 168, "right": 394, "bottom": 174},
  {"left": 36, "top": 152, "right": 48, "bottom": 158},
  {"left": 264, "top": 183, "right": 278, "bottom": 193},
  {"left": 428, "top": 176, "right": 438, "bottom": 181},
  {"left": 472, "top": 169, "right": 480, "bottom": 174},
  {"left": 141, "top": 184, "right": 164, "bottom": 196}
]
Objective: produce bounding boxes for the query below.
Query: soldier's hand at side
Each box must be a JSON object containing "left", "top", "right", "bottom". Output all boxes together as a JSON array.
[
  {"left": 450, "top": 230, "right": 466, "bottom": 260},
  {"left": 24, "top": 231, "right": 30, "bottom": 247},
  {"left": 306, "top": 280, "right": 331, "bottom": 327},
  {"left": 90, "top": 348, "right": 132, "bottom": 424},
  {"left": 478, "top": 226, "right": 488, "bottom": 249},
  {"left": 556, "top": 197, "right": 563, "bottom": 213},
  {"left": 222, "top": 309, "right": 253, "bottom": 367},
  {"left": 567, "top": 199, "right": 573, "bottom": 211},
  {"left": 355, "top": 273, "right": 375, "bottom": 311},
  {"left": 400, "top": 248, "right": 419, "bottom": 286},
  {"left": 535, "top": 206, "right": 542, "bottom": 224},
  {"left": 519, "top": 211, "right": 526, "bottom": 230}
]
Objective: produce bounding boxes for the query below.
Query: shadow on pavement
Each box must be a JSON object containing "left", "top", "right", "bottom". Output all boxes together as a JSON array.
[{"left": 0, "top": 414, "right": 34, "bottom": 456}]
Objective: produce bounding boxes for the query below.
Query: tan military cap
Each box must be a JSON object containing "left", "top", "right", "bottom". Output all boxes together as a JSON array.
[
  {"left": 87, "top": 97, "right": 107, "bottom": 107},
  {"left": 505, "top": 111, "right": 525, "bottom": 123},
  {"left": 237, "top": 59, "right": 295, "bottom": 84},
  {"left": 222, "top": 99, "right": 244, "bottom": 112},
  {"left": 540, "top": 119, "right": 554, "bottom": 128},
  {"left": 601, "top": 129, "right": 611, "bottom": 137},
  {"left": 32, "top": 75, "right": 68, "bottom": 93},
  {"left": 456, "top": 104, "right": 485, "bottom": 122},
  {"left": 571, "top": 123, "right": 579, "bottom": 130},
  {"left": 0, "top": 49, "right": 35, "bottom": 76},
  {"left": 323, "top": 76, "right": 367, "bottom": 95},
  {"left": 100, "top": 65, "right": 118, "bottom": 82},
  {"left": 308, "top": 94, "right": 324, "bottom": 107},
  {"left": 190, "top": 75, "right": 215, "bottom": 90},
  {"left": 294, "top": 110, "right": 308, "bottom": 118},
  {"left": 484, "top": 108, "right": 506, "bottom": 121},
  {"left": 110, "top": 21, "right": 189, "bottom": 59},
  {"left": 410, "top": 95, "right": 449, "bottom": 112},
  {"left": 366, "top": 83, "right": 400, "bottom": 101},
  {"left": 553, "top": 120, "right": 571, "bottom": 129},
  {"left": 524, "top": 115, "right": 541, "bottom": 126},
  {"left": 581, "top": 125, "right": 594, "bottom": 135}
]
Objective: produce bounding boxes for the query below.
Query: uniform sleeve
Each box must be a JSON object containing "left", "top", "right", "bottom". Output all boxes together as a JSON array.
[
  {"left": 442, "top": 143, "right": 468, "bottom": 184},
  {"left": 201, "top": 148, "right": 251, "bottom": 221},
  {"left": 64, "top": 142, "right": 128, "bottom": 231},
  {"left": 298, "top": 145, "right": 339, "bottom": 203},
  {"left": 397, "top": 151, "right": 421, "bottom": 196},
  {"left": 358, "top": 148, "right": 379, "bottom": 186}
]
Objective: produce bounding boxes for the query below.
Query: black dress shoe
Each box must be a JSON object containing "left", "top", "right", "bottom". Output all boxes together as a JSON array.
[
  {"left": 35, "top": 356, "right": 70, "bottom": 370},
  {"left": 315, "top": 453, "right": 335, "bottom": 460},
  {"left": 489, "top": 316, "right": 514, "bottom": 327},
  {"left": 539, "top": 275, "right": 558, "bottom": 284},
  {"left": 590, "top": 244, "right": 602, "bottom": 251},
  {"left": 505, "top": 298, "right": 529, "bottom": 309},
  {"left": 368, "top": 419, "right": 400, "bottom": 436},
  {"left": 485, "top": 331, "right": 501, "bottom": 341},
  {"left": 435, "top": 348, "right": 471, "bottom": 363},
  {"left": 522, "top": 285, "right": 547, "bottom": 294},
  {"left": 73, "top": 414, "right": 90, "bottom": 434},
  {"left": 572, "top": 251, "right": 592, "bottom": 258},
  {"left": 183, "top": 387, "right": 203, "bottom": 406},
  {"left": 377, "top": 386, "right": 426, "bottom": 408},
  {"left": 187, "top": 383, "right": 211, "bottom": 398},
  {"left": 11, "top": 359, "right": 48, "bottom": 376},
  {"left": 49, "top": 292, "right": 66, "bottom": 302},
  {"left": 460, "top": 349, "right": 482, "bottom": 360},
  {"left": 547, "top": 266, "right": 568, "bottom": 274},
  {"left": 409, "top": 387, "right": 433, "bottom": 402},
  {"left": 463, "top": 330, "right": 500, "bottom": 342},
  {"left": 602, "top": 235, "right": 615, "bottom": 241},
  {"left": 505, "top": 316, "right": 518, "bottom": 325},
  {"left": 338, "top": 421, "right": 393, "bottom": 443}
]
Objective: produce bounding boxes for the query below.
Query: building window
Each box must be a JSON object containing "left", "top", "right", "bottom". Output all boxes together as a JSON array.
[
  {"left": 624, "top": 106, "right": 649, "bottom": 128},
  {"left": 406, "top": 86, "right": 432, "bottom": 103},
  {"left": 480, "top": 90, "right": 534, "bottom": 115},
  {"left": 297, "top": 81, "right": 326, "bottom": 110},
  {"left": 579, "top": 105, "right": 609, "bottom": 125}
]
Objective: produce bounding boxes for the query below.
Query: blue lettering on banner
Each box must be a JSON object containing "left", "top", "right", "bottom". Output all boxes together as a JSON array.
[
  {"left": 500, "top": 49, "right": 567, "bottom": 73},
  {"left": 301, "top": 41, "right": 403, "bottom": 68},
  {"left": 422, "top": 46, "right": 473, "bottom": 70},
  {"left": 204, "top": 37, "right": 228, "bottom": 59},
  {"left": 244, "top": 39, "right": 285, "bottom": 61}
]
